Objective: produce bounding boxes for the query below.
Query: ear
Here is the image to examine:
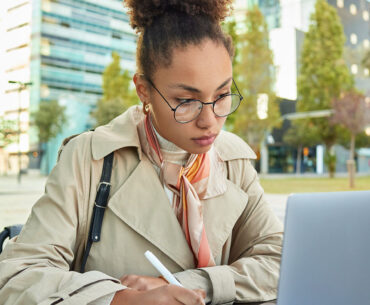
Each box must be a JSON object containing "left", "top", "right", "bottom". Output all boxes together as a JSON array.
[{"left": 133, "top": 73, "right": 150, "bottom": 104}]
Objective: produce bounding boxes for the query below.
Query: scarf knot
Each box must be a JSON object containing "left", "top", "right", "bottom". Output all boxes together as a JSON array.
[{"left": 138, "top": 113, "right": 227, "bottom": 268}]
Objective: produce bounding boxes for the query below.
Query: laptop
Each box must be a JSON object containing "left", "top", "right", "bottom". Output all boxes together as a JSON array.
[{"left": 277, "top": 190, "right": 370, "bottom": 305}]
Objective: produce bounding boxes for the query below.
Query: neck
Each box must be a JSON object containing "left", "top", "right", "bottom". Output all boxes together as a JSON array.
[{"left": 152, "top": 122, "right": 190, "bottom": 165}]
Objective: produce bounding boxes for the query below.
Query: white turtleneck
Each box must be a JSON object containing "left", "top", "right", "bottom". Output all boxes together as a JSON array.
[
  {"left": 154, "top": 126, "right": 190, "bottom": 165},
  {"left": 152, "top": 126, "right": 190, "bottom": 206}
]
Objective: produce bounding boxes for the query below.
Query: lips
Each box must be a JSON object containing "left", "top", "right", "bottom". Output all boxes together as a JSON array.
[{"left": 192, "top": 134, "right": 217, "bottom": 146}]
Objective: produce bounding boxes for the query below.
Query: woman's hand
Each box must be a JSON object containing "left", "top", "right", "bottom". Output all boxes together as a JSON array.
[
  {"left": 111, "top": 285, "right": 206, "bottom": 305},
  {"left": 120, "top": 274, "right": 168, "bottom": 291}
]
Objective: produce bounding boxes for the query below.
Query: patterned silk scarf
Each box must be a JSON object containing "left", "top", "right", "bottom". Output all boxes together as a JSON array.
[{"left": 137, "top": 113, "right": 227, "bottom": 268}]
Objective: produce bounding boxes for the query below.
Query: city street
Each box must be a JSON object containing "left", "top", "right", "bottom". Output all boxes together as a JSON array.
[{"left": 0, "top": 174, "right": 288, "bottom": 231}]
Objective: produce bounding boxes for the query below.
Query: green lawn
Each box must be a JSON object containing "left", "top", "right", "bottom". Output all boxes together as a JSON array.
[{"left": 260, "top": 175, "right": 370, "bottom": 194}]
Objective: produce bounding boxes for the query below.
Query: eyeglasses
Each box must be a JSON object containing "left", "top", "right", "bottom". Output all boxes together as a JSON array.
[{"left": 145, "top": 77, "right": 243, "bottom": 124}]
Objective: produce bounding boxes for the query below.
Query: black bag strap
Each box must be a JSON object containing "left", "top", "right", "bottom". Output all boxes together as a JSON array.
[{"left": 80, "top": 151, "right": 114, "bottom": 273}]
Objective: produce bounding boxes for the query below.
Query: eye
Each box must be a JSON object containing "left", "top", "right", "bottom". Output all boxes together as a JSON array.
[
  {"left": 175, "top": 98, "right": 198, "bottom": 104},
  {"left": 217, "top": 92, "right": 231, "bottom": 99}
]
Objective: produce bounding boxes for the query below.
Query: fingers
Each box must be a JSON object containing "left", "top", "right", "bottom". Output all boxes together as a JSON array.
[
  {"left": 120, "top": 274, "right": 168, "bottom": 291},
  {"left": 119, "top": 276, "right": 205, "bottom": 305},
  {"left": 171, "top": 285, "right": 205, "bottom": 305},
  {"left": 194, "top": 289, "right": 206, "bottom": 300},
  {"left": 121, "top": 274, "right": 148, "bottom": 290}
]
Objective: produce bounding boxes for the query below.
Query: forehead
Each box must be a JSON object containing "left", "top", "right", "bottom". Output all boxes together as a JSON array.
[{"left": 153, "top": 39, "right": 232, "bottom": 90}]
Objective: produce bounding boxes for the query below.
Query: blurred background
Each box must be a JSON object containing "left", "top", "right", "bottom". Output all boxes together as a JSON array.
[{"left": 0, "top": 0, "right": 369, "bottom": 228}]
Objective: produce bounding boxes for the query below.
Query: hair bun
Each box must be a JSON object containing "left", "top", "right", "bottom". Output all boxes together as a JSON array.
[{"left": 124, "top": 0, "right": 233, "bottom": 31}]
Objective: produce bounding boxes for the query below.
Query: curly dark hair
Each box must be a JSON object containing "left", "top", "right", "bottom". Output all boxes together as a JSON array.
[{"left": 123, "top": 0, "right": 234, "bottom": 78}]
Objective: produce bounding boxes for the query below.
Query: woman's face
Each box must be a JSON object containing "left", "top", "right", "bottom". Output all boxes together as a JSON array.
[{"left": 136, "top": 39, "right": 233, "bottom": 154}]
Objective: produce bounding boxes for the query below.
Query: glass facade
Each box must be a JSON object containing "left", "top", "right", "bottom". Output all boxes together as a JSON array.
[
  {"left": 37, "top": 0, "right": 136, "bottom": 104},
  {"left": 258, "top": 0, "right": 281, "bottom": 29},
  {"left": 1, "top": 0, "right": 33, "bottom": 174},
  {"left": 247, "top": 0, "right": 281, "bottom": 30},
  {"left": 34, "top": 0, "right": 136, "bottom": 171},
  {"left": 328, "top": 0, "right": 370, "bottom": 93},
  {"left": 1, "top": 0, "right": 136, "bottom": 174}
]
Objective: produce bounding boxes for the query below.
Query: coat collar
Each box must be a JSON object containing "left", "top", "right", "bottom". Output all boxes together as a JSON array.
[
  {"left": 214, "top": 130, "right": 257, "bottom": 160},
  {"left": 91, "top": 106, "right": 143, "bottom": 161},
  {"left": 106, "top": 155, "right": 249, "bottom": 270},
  {"left": 91, "top": 105, "right": 256, "bottom": 161}
]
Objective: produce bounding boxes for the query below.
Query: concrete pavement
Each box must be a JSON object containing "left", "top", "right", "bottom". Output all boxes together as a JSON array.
[
  {"left": 266, "top": 193, "right": 287, "bottom": 224},
  {"left": 0, "top": 174, "right": 47, "bottom": 229},
  {"left": 0, "top": 174, "right": 288, "bottom": 230}
]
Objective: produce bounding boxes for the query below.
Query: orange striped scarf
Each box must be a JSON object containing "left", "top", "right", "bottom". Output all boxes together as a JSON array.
[
  {"left": 176, "top": 153, "right": 215, "bottom": 267},
  {"left": 138, "top": 114, "right": 227, "bottom": 268}
]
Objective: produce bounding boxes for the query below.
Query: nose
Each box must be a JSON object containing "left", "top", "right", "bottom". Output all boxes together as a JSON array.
[{"left": 196, "top": 103, "right": 217, "bottom": 129}]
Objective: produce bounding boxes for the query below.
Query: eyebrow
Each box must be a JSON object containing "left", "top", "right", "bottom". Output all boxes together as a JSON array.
[{"left": 168, "top": 77, "right": 233, "bottom": 93}]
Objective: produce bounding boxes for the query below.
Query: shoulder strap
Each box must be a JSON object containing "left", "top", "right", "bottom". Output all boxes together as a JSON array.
[{"left": 80, "top": 151, "right": 114, "bottom": 273}]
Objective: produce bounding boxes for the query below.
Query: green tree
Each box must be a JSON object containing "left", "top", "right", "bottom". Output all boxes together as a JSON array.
[
  {"left": 222, "top": 18, "right": 239, "bottom": 68},
  {"left": 223, "top": 17, "right": 240, "bottom": 129},
  {"left": 362, "top": 50, "right": 370, "bottom": 72},
  {"left": 229, "top": 5, "right": 281, "bottom": 152},
  {"left": 283, "top": 121, "right": 319, "bottom": 174},
  {"left": 297, "top": 0, "right": 353, "bottom": 176},
  {"left": 0, "top": 118, "right": 17, "bottom": 147},
  {"left": 331, "top": 91, "right": 370, "bottom": 187},
  {"left": 338, "top": 131, "right": 370, "bottom": 152},
  {"left": 92, "top": 52, "right": 138, "bottom": 126},
  {"left": 33, "top": 100, "right": 67, "bottom": 173}
]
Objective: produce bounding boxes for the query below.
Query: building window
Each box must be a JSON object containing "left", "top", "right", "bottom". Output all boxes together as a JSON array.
[
  {"left": 350, "top": 33, "right": 358, "bottom": 44},
  {"left": 337, "top": 0, "right": 344, "bottom": 8},
  {"left": 350, "top": 4, "right": 357, "bottom": 15},
  {"left": 351, "top": 64, "right": 358, "bottom": 74},
  {"left": 363, "top": 11, "right": 369, "bottom": 21},
  {"left": 364, "top": 39, "right": 370, "bottom": 48}
]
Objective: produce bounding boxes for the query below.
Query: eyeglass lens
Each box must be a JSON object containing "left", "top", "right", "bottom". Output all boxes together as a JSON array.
[{"left": 175, "top": 94, "right": 241, "bottom": 123}]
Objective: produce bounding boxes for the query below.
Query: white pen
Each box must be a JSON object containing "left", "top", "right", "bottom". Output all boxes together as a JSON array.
[{"left": 144, "top": 250, "right": 184, "bottom": 287}]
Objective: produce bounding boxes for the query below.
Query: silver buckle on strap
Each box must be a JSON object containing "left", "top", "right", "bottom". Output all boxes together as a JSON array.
[
  {"left": 97, "top": 181, "right": 111, "bottom": 189},
  {"left": 94, "top": 182, "right": 111, "bottom": 208}
]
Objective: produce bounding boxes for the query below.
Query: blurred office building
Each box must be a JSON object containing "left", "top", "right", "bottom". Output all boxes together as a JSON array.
[
  {"left": 244, "top": 0, "right": 370, "bottom": 174},
  {"left": 0, "top": 0, "right": 136, "bottom": 174},
  {"left": 251, "top": 0, "right": 369, "bottom": 99}
]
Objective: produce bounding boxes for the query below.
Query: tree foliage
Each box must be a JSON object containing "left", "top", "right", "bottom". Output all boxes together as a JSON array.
[
  {"left": 297, "top": 0, "right": 353, "bottom": 149},
  {"left": 92, "top": 52, "right": 138, "bottom": 126},
  {"left": 332, "top": 91, "right": 369, "bottom": 136},
  {"left": 331, "top": 91, "right": 370, "bottom": 187},
  {"left": 33, "top": 100, "right": 67, "bottom": 143},
  {"left": 295, "top": 0, "right": 354, "bottom": 177},
  {"left": 283, "top": 120, "right": 320, "bottom": 174},
  {"left": 283, "top": 120, "right": 319, "bottom": 148},
  {"left": 0, "top": 118, "right": 17, "bottom": 147},
  {"left": 337, "top": 130, "right": 370, "bottom": 150},
  {"left": 228, "top": 5, "right": 280, "bottom": 150},
  {"left": 331, "top": 91, "right": 370, "bottom": 158},
  {"left": 222, "top": 18, "right": 239, "bottom": 67},
  {"left": 362, "top": 50, "right": 370, "bottom": 72}
]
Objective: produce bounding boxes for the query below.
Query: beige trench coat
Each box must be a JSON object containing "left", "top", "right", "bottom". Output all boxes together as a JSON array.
[{"left": 0, "top": 106, "right": 283, "bottom": 305}]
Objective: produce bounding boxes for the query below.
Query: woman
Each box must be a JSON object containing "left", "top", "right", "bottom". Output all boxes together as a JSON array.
[{"left": 0, "top": 1, "right": 283, "bottom": 304}]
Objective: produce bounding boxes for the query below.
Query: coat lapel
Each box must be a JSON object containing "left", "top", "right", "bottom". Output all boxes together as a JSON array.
[
  {"left": 107, "top": 158, "right": 195, "bottom": 270},
  {"left": 202, "top": 180, "right": 249, "bottom": 260},
  {"left": 108, "top": 156, "right": 249, "bottom": 268},
  {"left": 88, "top": 106, "right": 255, "bottom": 270}
]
